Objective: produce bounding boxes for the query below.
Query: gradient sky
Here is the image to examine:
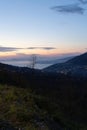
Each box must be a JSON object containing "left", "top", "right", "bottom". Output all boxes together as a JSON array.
[{"left": 0, "top": 0, "right": 87, "bottom": 57}]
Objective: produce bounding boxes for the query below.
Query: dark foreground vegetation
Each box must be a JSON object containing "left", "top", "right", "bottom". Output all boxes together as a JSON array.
[{"left": 0, "top": 63, "right": 87, "bottom": 129}]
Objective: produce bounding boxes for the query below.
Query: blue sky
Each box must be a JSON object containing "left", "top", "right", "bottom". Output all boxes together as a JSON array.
[{"left": 0, "top": 0, "right": 87, "bottom": 58}]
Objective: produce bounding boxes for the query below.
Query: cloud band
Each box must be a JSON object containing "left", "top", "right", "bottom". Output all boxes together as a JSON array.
[{"left": 51, "top": 4, "right": 85, "bottom": 14}]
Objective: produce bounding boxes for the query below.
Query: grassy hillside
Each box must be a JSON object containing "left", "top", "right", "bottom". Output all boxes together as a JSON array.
[
  {"left": 0, "top": 81, "right": 87, "bottom": 130},
  {"left": 0, "top": 84, "right": 49, "bottom": 130}
]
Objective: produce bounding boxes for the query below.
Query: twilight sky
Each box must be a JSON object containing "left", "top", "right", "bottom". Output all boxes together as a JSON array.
[{"left": 0, "top": 0, "right": 87, "bottom": 58}]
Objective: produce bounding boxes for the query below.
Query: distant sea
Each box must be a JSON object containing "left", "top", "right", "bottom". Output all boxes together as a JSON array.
[
  {"left": 0, "top": 55, "right": 73, "bottom": 69},
  {"left": 0, "top": 60, "right": 51, "bottom": 69}
]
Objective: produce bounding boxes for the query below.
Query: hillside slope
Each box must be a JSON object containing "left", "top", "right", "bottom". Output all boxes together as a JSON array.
[
  {"left": 0, "top": 78, "right": 87, "bottom": 130},
  {"left": 43, "top": 52, "right": 87, "bottom": 77}
]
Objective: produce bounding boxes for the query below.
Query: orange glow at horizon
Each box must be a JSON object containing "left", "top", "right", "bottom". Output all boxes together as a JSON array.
[{"left": 0, "top": 48, "right": 84, "bottom": 58}]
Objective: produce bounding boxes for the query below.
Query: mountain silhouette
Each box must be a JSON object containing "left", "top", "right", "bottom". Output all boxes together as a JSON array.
[
  {"left": 43, "top": 52, "right": 87, "bottom": 77},
  {"left": 67, "top": 52, "right": 87, "bottom": 65}
]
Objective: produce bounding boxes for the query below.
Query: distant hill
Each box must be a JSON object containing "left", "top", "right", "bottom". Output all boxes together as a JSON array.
[
  {"left": 0, "top": 62, "right": 43, "bottom": 87},
  {"left": 43, "top": 52, "right": 87, "bottom": 77},
  {"left": 38, "top": 56, "right": 73, "bottom": 64},
  {"left": 0, "top": 62, "right": 41, "bottom": 74},
  {"left": 67, "top": 52, "right": 87, "bottom": 65}
]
